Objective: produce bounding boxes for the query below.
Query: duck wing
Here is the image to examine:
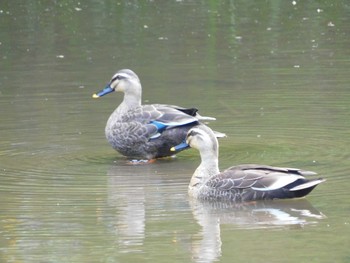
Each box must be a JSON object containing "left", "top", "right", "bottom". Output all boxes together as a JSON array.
[
  {"left": 116, "top": 104, "right": 200, "bottom": 140},
  {"left": 156, "top": 104, "right": 216, "bottom": 121},
  {"left": 141, "top": 105, "right": 201, "bottom": 139},
  {"left": 205, "top": 164, "right": 325, "bottom": 201},
  {"left": 149, "top": 104, "right": 199, "bottom": 126}
]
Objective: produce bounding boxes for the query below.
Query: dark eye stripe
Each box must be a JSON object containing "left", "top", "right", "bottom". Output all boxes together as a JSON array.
[
  {"left": 188, "top": 130, "right": 200, "bottom": 138},
  {"left": 111, "top": 74, "right": 127, "bottom": 83},
  {"left": 111, "top": 75, "right": 120, "bottom": 82}
]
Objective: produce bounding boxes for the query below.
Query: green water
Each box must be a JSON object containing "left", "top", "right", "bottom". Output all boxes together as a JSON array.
[{"left": 1, "top": 1, "right": 350, "bottom": 262}]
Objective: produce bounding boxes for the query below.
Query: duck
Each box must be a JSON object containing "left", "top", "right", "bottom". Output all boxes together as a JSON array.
[
  {"left": 93, "top": 69, "right": 219, "bottom": 161},
  {"left": 171, "top": 125, "right": 325, "bottom": 202}
]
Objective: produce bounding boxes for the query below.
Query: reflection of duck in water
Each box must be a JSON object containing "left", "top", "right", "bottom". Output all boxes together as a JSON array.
[
  {"left": 189, "top": 198, "right": 326, "bottom": 262},
  {"left": 93, "top": 69, "right": 218, "bottom": 161},
  {"left": 190, "top": 198, "right": 326, "bottom": 230},
  {"left": 171, "top": 125, "right": 325, "bottom": 202},
  {"left": 103, "top": 163, "right": 149, "bottom": 250}
]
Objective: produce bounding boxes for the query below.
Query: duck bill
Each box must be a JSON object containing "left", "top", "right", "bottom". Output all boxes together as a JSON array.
[
  {"left": 170, "top": 141, "right": 190, "bottom": 152},
  {"left": 92, "top": 84, "right": 114, "bottom": 98}
]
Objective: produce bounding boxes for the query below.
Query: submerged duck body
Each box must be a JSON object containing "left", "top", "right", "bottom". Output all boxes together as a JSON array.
[
  {"left": 172, "top": 125, "right": 325, "bottom": 202},
  {"left": 93, "top": 69, "right": 216, "bottom": 160}
]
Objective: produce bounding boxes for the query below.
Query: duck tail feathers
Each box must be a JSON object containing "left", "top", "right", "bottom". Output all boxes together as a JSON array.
[
  {"left": 195, "top": 113, "right": 216, "bottom": 121},
  {"left": 289, "top": 178, "right": 326, "bottom": 191},
  {"left": 213, "top": 130, "right": 227, "bottom": 138}
]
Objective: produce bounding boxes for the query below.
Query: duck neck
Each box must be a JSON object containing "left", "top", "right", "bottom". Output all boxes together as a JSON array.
[
  {"left": 190, "top": 148, "right": 220, "bottom": 188},
  {"left": 117, "top": 86, "right": 142, "bottom": 113}
]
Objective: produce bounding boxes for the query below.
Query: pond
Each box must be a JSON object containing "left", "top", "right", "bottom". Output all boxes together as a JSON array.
[{"left": 1, "top": 1, "right": 350, "bottom": 262}]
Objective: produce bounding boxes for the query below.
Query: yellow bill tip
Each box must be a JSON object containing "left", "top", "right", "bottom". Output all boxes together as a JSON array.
[
  {"left": 92, "top": 93, "right": 100, "bottom": 98},
  {"left": 170, "top": 147, "right": 176, "bottom": 152}
]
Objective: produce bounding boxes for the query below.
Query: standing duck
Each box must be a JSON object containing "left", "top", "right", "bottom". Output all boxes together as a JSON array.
[
  {"left": 93, "top": 69, "right": 217, "bottom": 161},
  {"left": 171, "top": 125, "right": 325, "bottom": 202}
]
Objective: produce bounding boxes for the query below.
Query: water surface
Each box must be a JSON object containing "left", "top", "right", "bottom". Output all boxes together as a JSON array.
[{"left": 1, "top": 1, "right": 350, "bottom": 262}]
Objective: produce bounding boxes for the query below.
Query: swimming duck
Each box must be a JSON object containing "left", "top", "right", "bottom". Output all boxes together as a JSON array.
[
  {"left": 171, "top": 125, "right": 325, "bottom": 202},
  {"left": 93, "top": 69, "right": 217, "bottom": 160}
]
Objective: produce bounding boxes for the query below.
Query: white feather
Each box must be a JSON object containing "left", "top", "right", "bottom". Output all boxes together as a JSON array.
[{"left": 252, "top": 174, "right": 304, "bottom": 191}]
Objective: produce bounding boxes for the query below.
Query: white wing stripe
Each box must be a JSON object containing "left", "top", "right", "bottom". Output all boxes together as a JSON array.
[{"left": 252, "top": 174, "right": 304, "bottom": 191}]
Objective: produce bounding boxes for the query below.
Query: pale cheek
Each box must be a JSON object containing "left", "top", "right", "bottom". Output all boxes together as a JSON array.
[{"left": 115, "top": 85, "right": 124, "bottom": 92}]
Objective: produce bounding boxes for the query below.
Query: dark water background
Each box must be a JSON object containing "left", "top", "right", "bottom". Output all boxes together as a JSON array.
[{"left": 1, "top": 1, "right": 349, "bottom": 262}]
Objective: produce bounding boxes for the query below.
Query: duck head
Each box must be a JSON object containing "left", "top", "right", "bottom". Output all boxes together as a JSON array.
[
  {"left": 171, "top": 125, "right": 221, "bottom": 156},
  {"left": 93, "top": 69, "right": 141, "bottom": 98}
]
